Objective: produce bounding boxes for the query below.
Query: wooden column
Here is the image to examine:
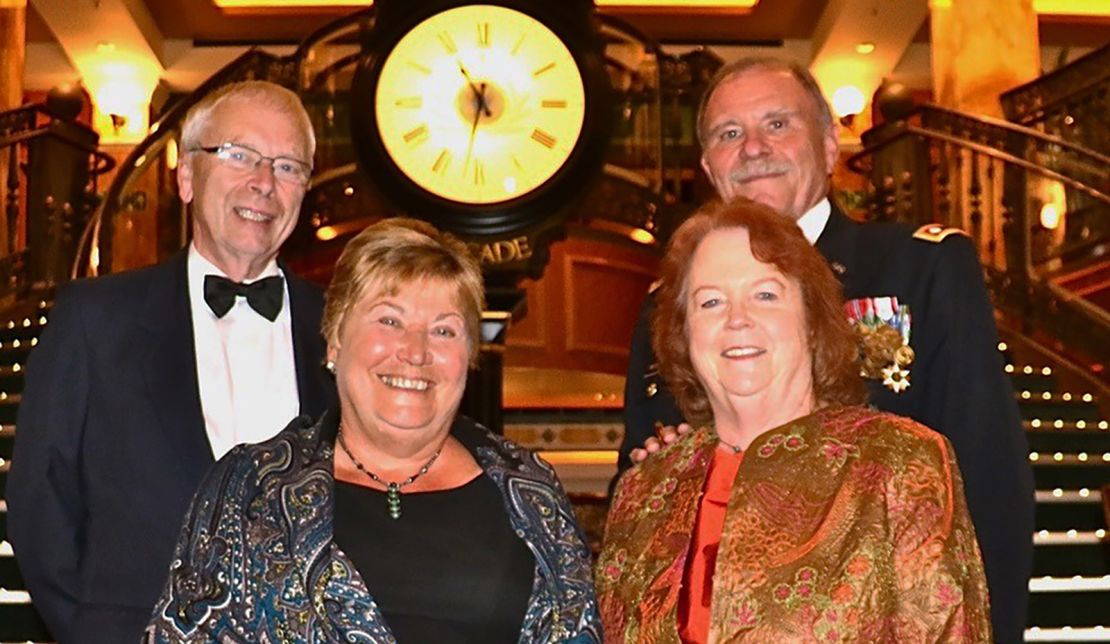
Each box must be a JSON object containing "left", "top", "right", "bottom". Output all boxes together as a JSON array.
[{"left": 0, "top": 0, "right": 25, "bottom": 255}]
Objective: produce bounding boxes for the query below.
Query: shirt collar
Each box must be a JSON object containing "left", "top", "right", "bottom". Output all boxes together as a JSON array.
[
  {"left": 795, "top": 198, "right": 831, "bottom": 245},
  {"left": 187, "top": 243, "right": 281, "bottom": 284}
]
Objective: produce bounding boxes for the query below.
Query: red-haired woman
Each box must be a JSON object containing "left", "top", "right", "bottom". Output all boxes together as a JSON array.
[{"left": 597, "top": 198, "right": 990, "bottom": 642}]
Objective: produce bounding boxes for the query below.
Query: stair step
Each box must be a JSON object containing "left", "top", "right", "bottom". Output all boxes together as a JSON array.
[
  {"left": 1027, "top": 426, "right": 1110, "bottom": 453},
  {"left": 1028, "top": 576, "right": 1110, "bottom": 627},
  {"left": 1033, "top": 540, "right": 1110, "bottom": 576},
  {"left": 1032, "top": 462, "right": 1110, "bottom": 488},
  {"left": 0, "top": 549, "right": 25, "bottom": 590},
  {"left": 1006, "top": 363, "right": 1058, "bottom": 392},
  {"left": 1025, "top": 625, "right": 1110, "bottom": 642},
  {"left": 0, "top": 595, "right": 51, "bottom": 642},
  {"left": 1035, "top": 489, "right": 1108, "bottom": 531}
]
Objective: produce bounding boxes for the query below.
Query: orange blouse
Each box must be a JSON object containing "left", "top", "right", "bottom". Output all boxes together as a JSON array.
[{"left": 679, "top": 448, "right": 744, "bottom": 644}]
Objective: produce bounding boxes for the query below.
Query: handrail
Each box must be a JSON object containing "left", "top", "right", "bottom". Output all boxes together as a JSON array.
[
  {"left": 849, "top": 122, "right": 1110, "bottom": 207},
  {"left": 848, "top": 102, "right": 1109, "bottom": 368},
  {"left": 849, "top": 103, "right": 1110, "bottom": 173},
  {"left": 0, "top": 103, "right": 116, "bottom": 175},
  {"left": 1001, "top": 42, "right": 1110, "bottom": 125},
  {"left": 292, "top": 6, "right": 373, "bottom": 61}
]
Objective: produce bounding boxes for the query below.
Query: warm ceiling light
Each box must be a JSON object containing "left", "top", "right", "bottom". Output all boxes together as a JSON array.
[
  {"left": 211, "top": 0, "right": 759, "bottom": 7},
  {"left": 855, "top": 42, "right": 875, "bottom": 55},
  {"left": 1033, "top": 0, "right": 1110, "bottom": 16}
]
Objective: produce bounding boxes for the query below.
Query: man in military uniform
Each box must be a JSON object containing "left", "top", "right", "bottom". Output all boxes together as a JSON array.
[{"left": 619, "top": 57, "right": 1034, "bottom": 643}]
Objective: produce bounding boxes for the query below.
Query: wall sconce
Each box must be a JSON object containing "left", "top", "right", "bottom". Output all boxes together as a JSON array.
[
  {"left": 831, "top": 85, "right": 866, "bottom": 132},
  {"left": 832, "top": 85, "right": 866, "bottom": 125}
]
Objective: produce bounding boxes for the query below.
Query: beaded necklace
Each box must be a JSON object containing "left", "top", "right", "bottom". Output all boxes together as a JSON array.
[{"left": 337, "top": 426, "right": 443, "bottom": 519}]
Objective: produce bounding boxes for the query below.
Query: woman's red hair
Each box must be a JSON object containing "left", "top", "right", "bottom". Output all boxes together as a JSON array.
[{"left": 652, "top": 198, "right": 866, "bottom": 426}]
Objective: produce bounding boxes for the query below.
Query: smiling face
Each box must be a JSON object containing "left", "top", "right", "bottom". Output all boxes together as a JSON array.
[
  {"left": 686, "top": 226, "right": 814, "bottom": 416},
  {"left": 699, "top": 67, "right": 839, "bottom": 220},
  {"left": 177, "top": 97, "right": 310, "bottom": 280},
  {"left": 329, "top": 277, "right": 470, "bottom": 447}
]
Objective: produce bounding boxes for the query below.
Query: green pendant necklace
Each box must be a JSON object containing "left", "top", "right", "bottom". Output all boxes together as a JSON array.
[{"left": 337, "top": 426, "right": 443, "bottom": 520}]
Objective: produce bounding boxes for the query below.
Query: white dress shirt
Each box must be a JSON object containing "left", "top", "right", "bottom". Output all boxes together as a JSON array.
[
  {"left": 796, "top": 198, "right": 831, "bottom": 245},
  {"left": 187, "top": 244, "right": 300, "bottom": 459}
]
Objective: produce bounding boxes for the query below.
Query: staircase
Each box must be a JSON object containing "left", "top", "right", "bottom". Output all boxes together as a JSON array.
[{"left": 0, "top": 299, "right": 51, "bottom": 642}]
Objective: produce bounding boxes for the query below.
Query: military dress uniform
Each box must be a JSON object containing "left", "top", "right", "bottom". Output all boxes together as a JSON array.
[{"left": 619, "top": 204, "right": 1034, "bottom": 643}]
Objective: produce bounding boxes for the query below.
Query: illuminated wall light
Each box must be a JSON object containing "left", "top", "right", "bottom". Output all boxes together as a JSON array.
[
  {"left": 855, "top": 42, "right": 876, "bottom": 55},
  {"left": 212, "top": 0, "right": 762, "bottom": 6},
  {"left": 316, "top": 226, "right": 339, "bottom": 241},
  {"left": 77, "top": 49, "right": 161, "bottom": 144},
  {"left": 1040, "top": 203, "right": 1063, "bottom": 230},
  {"left": 831, "top": 85, "right": 866, "bottom": 119},
  {"left": 165, "top": 139, "right": 179, "bottom": 171},
  {"left": 629, "top": 228, "right": 656, "bottom": 245},
  {"left": 997, "top": 342, "right": 1008, "bottom": 351}
]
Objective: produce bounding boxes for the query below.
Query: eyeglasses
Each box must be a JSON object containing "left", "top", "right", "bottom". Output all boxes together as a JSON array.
[{"left": 191, "top": 142, "right": 313, "bottom": 185}]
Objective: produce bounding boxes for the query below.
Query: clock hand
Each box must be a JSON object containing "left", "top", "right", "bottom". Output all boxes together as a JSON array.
[
  {"left": 458, "top": 63, "right": 492, "bottom": 117},
  {"left": 462, "top": 81, "right": 485, "bottom": 176}
]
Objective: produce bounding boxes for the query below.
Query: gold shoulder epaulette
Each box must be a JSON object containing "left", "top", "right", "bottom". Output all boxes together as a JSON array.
[
  {"left": 648, "top": 279, "right": 663, "bottom": 294},
  {"left": 912, "top": 223, "right": 968, "bottom": 243}
]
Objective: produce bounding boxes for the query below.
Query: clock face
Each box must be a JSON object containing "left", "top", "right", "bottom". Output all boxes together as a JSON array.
[{"left": 373, "top": 4, "right": 587, "bottom": 206}]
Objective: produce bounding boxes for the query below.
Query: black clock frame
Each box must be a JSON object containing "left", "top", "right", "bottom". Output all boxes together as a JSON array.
[{"left": 350, "top": 0, "right": 611, "bottom": 238}]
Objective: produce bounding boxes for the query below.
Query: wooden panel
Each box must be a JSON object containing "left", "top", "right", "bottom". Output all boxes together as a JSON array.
[
  {"left": 563, "top": 254, "right": 657, "bottom": 358},
  {"left": 505, "top": 227, "right": 659, "bottom": 376}
]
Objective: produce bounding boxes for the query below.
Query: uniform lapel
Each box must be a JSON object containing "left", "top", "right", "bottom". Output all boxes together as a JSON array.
[
  {"left": 138, "top": 251, "right": 214, "bottom": 471},
  {"left": 815, "top": 203, "right": 863, "bottom": 297}
]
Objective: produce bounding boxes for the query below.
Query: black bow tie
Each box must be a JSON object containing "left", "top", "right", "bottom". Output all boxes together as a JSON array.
[{"left": 203, "top": 274, "right": 284, "bottom": 321}]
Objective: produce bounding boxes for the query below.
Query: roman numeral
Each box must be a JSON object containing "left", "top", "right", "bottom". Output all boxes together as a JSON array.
[
  {"left": 395, "top": 96, "right": 423, "bottom": 108},
  {"left": 473, "top": 160, "right": 485, "bottom": 186},
  {"left": 511, "top": 154, "right": 524, "bottom": 171},
  {"left": 432, "top": 149, "right": 452, "bottom": 175},
  {"left": 511, "top": 34, "right": 526, "bottom": 55},
  {"left": 402, "top": 125, "right": 428, "bottom": 144},
  {"left": 541, "top": 99, "right": 567, "bottom": 109},
  {"left": 477, "top": 23, "right": 490, "bottom": 47},
  {"left": 437, "top": 32, "right": 457, "bottom": 54},
  {"left": 533, "top": 62, "right": 556, "bottom": 77},
  {"left": 531, "top": 128, "right": 556, "bottom": 149},
  {"left": 408, "top": 61, "right": 432, "bottom": 75}
]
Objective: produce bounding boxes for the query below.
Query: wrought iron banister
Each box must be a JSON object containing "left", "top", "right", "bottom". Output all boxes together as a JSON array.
[
  {"left": 0, "top": 102, "right": 113, "bottom": 296},
  {"left": 1001, "top": 42, "right": 1110, "bottom": 127},
  {"left": 848, "top": 102, "right": 1109, "bottom": 368}
]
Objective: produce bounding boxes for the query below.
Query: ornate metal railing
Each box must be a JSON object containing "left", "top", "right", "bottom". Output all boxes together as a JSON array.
[
  {"left": 1001, "top": 43, "right": 1110, "bottom": 158},
  {"left": 83, "top": 7, "right": 699, "bottom": 279},
  {"left": 0, "top": 101, "right": 113, "bottom": 297},
  {"left": 848, "top": 103, "right": 1110, "bottom": 364}
]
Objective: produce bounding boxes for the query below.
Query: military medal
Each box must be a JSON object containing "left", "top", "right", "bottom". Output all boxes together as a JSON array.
[{"left": 845, "top": 297, "right": 914, "bottom": 393}]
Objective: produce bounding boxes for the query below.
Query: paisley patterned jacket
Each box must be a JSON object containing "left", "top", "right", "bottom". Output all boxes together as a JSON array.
[
  {"left": 598, "top": 405, "right": 991, "bottom": 643},
  {"left": 145, "top": 411, "right": 602, "bottom": 643}
]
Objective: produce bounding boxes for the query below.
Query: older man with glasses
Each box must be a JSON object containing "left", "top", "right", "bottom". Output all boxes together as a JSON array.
[{"left": 7, "top": 81, "right": 335, "bottom": 643}]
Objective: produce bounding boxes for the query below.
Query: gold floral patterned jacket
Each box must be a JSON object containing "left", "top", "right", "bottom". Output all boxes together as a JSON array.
[{"left": 597, "top": 405, "right": 991, "bottom": 643}]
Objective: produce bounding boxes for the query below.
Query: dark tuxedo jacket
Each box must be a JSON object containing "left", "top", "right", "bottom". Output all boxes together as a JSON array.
[
  {"left": 7, "top": 251, "right": 335, "bottom": 643},
  {"left": 620, "top": 205, "right": 1034, "bottom": 643}
]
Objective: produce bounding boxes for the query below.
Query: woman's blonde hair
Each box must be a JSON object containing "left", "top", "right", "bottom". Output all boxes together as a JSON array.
[{"left": 322, "top": 218, "right": 485, "bottom": 365}]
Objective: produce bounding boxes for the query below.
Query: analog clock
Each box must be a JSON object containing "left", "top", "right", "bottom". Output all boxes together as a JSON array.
[
  {"left": 375, "top": 4, "right": 585, "bottom": 205},
  {"left": 351, "top": 1, "right": 608, "bottom": 237}
]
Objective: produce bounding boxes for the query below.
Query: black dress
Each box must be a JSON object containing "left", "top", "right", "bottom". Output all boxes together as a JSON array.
[{"left": 333, "top": 474, "right": 537, "bottom": 643}]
